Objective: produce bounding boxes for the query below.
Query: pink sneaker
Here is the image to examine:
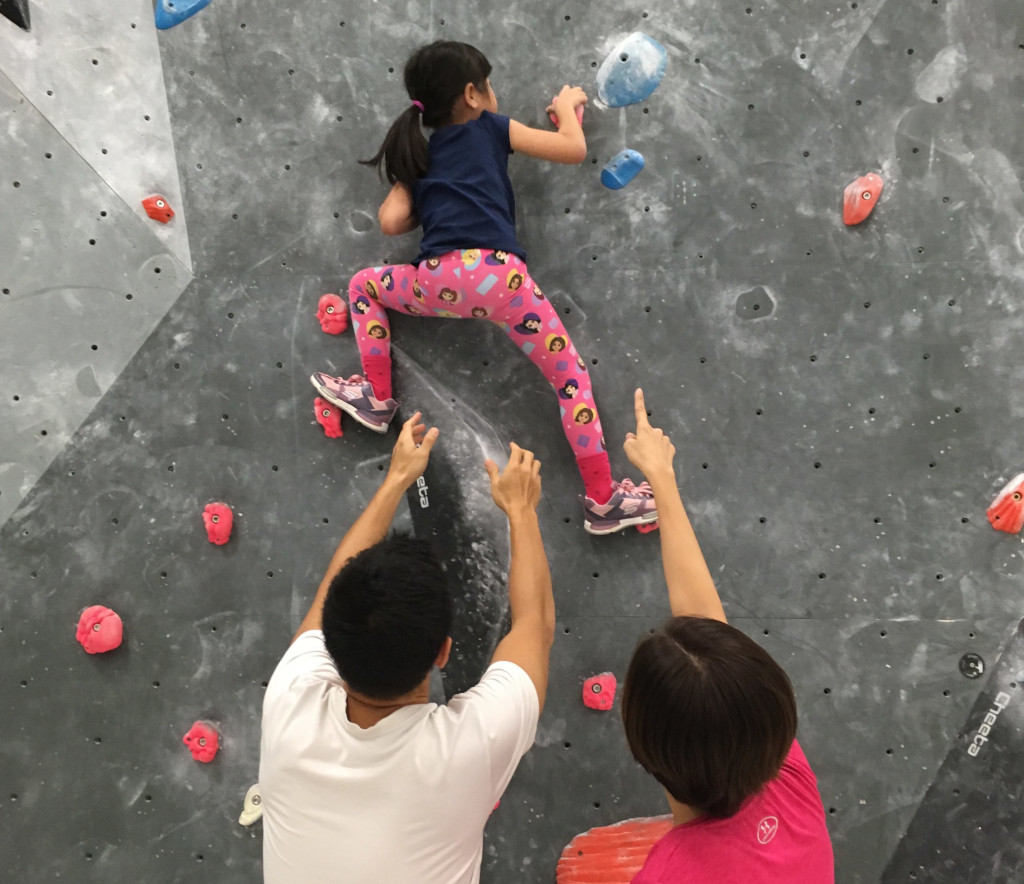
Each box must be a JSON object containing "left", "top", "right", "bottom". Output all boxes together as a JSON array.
[
  {"left": 309, "top": 372, "right": 398, "bottom": 434},
  {"left": 583, "top": 478, "right": 659, "bottom": 535}
]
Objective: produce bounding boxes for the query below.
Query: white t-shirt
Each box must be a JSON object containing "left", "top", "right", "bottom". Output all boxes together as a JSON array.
[{"left": 259, "top": 630, "right": 539, "bottom": 884}]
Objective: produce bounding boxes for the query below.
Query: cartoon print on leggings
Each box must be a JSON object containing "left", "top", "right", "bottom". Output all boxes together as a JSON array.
[
  {"left": 514, "top": 312, "right": 542, "bottom": 335},
  {"left": 438, "top": 287, "right": 462, "bottom": 305},
  {"left": 366, "top": 321, "right": 389, "bottom": 341},
  {"left": 559, "top": 379, "right": 579, "bottom": 400},
  {"left": 573, "top": 403, "right": 595, "bottom": 425}
]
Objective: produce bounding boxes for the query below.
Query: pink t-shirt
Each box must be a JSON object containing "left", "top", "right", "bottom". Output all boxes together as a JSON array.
[{"left": 632, "top": 741, "right": 834, "bottom": 884}]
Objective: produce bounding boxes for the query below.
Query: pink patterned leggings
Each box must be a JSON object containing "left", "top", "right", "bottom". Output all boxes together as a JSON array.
[{"left": 348, "top": 248, "right": 612, "bottom": 500}]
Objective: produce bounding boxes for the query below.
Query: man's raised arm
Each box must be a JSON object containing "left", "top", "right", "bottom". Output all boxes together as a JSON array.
[
  {"left": 486, "top": 443, "right": 555, "bottom": 711},
  {"left": 291, "top": 412, "right": 439, "bottom": 642}
]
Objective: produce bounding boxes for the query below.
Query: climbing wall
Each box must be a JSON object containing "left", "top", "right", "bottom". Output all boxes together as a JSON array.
[{"left": 1, "top": 1, "right": 1023, "bottom": 882}]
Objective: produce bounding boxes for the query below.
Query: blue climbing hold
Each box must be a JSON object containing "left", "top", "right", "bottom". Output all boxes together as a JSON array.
[
  {"left": 600, "top": 150, "right": 645, "bottom": 190},
  {"left": 596, "top": 33, "right": 668, "bottom": 108},
  {"left": 0, "top": 0, "right": 31, "bottom": 31},
  {"left": 155, "top": 0, "right": 212, "bottom": 30}
]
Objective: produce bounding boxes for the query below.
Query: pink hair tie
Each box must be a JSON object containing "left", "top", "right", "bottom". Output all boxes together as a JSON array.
[{"left": 411, "top": 100, "right": 424, "bottom": 113}]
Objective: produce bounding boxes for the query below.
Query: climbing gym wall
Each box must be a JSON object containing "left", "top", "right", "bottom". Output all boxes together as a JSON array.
[{"left": 1, "top": 0, "right": 1023, "bottom": 881}]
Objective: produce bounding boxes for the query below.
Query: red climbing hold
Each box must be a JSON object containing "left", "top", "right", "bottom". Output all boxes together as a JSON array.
[
  {"left": 183, "top": 721, "right": 220, "bottom": 763},
  {"left": 202, "top": 502, "right": 233, "bottom": 545},
  {"left": 987, "top": 473, "right": 1024, "bottom": 534},
  {"left": 316, "top": 293, "right": 349, "bottom": 334},
  {"left": 843, "top": 173, "right": 883, "bottom": 225},
  {"left": 76, "top": 605, "right": 123, "bottom": 654},
  {"left": 636, "top": 521, "right": 659, "bottom": 534},
  {"left": 582, "top": 672, "right": 617, "bottom": 711},
  {"left": 314, "top": 397, "right": 343, "bottom": 438},
  {"left": 556, "top": 816, "right": 674, "bottom": 884},
  {"left": 142, "top": 194, "right": 175, "bottom": 224}
]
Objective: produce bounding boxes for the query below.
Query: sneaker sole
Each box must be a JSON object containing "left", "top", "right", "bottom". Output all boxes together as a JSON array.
[
  {"left": 309, "top": 374, "right": 391, "bottom": 434},
  {"left": 584, "top": 510, "right": 659, "bottom": 536}
]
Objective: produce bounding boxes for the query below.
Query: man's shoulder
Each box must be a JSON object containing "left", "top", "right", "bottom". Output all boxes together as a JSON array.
[
  {"left": 264, "top": 631, "right": 341, "bottom": 705},
  {"left": 442, "top": 660, "right": 538, "bottom": 723}
]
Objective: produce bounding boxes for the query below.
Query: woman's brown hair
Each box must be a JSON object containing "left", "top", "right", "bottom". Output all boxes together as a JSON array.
[{"left": 622, "top": 616, "right": 798, "bottom": 818}]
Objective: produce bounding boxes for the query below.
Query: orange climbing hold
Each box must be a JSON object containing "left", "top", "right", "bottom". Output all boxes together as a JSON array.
[
  {"left": 987, "top": 473, "right": 1024, "bottom": 534},
  {"left": 556, "top": 816, "right": 673, "bottom": 884},
  {"left": 842, "top": 173, "right": 883, "bottom": 225}
]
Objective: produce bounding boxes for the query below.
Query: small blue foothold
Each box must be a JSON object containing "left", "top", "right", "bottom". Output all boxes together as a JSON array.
[
  {"left": 155, "top": 0, "right": 212, "bottom": 30},
  {"left": 596, "top": 33, "right": 668, "bottom": 108},
  {"left": 600, "top": 150, "right": 645, "bottom": 190}
]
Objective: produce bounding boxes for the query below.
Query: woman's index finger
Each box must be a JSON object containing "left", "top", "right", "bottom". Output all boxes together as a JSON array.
[{"left": 634, "top": 388, "right": 651, "bottom": 428}]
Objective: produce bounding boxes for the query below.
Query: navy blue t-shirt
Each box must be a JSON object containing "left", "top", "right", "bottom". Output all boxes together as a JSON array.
[{"left": 412, "top": 111, "right": 525, "bottom": 264}]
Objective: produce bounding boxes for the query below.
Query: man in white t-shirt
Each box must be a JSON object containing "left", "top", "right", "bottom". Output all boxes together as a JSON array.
[{"left": 259, "top": 411, "right": 554, "bottom": 884}]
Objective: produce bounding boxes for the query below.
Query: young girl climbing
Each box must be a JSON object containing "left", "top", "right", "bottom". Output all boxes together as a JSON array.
[{"left": 310, "top": 40, "right": 657, "bottom": 536}]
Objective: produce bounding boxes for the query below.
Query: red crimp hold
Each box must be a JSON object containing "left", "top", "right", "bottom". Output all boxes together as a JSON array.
[
  {"left": 987, "top": 473, "right": 1024, "bottom": 534},
  {"left": 183, "top": 721, "right": 219, "bottom": 763},
  {"left": 76, "top": 605, "right": 123, "bottom": 654},
  {"left": 843, "top": 173, "right": 883, "bottom": 225},
  {"left": 636, "top": 521, "right": 659, "bottom": 534},
  {"left": 316, "top": 293, "right": 349, "bottom": 334},
  {"left": 583, "top": 672, "right": 617, "bottom": 711},
  {"left": 314, "top": 397, "right": 343, "bottom": 438},
  {"left": 202, "top": 502, "right": 233, "bottom": 545},
  {"left": 142, "top": 194, "right": 175, "bottom": 223}
]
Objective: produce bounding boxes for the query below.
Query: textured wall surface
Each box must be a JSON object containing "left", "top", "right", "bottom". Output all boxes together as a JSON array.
[{"left": 2, "top": 0, "right": 1023, "bottom": 881}]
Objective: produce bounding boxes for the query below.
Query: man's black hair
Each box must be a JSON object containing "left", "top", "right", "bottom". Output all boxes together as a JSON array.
[{"left": 321, "top": 535, "right": 452, "bottom": 700}]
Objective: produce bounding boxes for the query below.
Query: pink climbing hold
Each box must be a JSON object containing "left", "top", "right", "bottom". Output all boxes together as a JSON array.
[
  {"left": 548, "top": 97, "right": 585, "bottom": 128},
  {"left": 987, "top": 473, "right": 1024, "bottom": 534},
  {"left": 202, "top": 502, "right": 233, "bottom": 545},
  {"left": 142, "top": 194, "right": 175, "bottom": 224},
  {"left": 843, "top": 173, "right": 883, "bottom": 225},
  {"left": 314, "top": 397, "right": 343, "bottom": 438},
  {"left": 316, "top": 293, "right": 349, "bottom": 334},
  {"left": 183, "top": 721, "right": 220, "bottom": 763},
  {"left": 76, "top": 605, "right": 123, "bottom": 654},
  {"left": 583, "top": 672, "right": 617, "bottom": 711}
]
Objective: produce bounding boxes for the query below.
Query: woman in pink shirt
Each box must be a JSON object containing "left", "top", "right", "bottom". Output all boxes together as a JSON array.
[{"left": 619, "top": 390, "right": 835, "bottom": 884}]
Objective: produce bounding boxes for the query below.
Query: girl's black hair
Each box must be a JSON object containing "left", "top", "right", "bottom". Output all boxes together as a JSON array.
[{"left": 360, "top": 41, "right": 492, "bottom": 188}]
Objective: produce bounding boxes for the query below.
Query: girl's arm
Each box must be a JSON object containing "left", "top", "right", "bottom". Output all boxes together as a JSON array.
[
  {"left": 378, "top": 182, "right": 420, "bottom": 236},
  {"left": 509, "top": 85, "right": 588, "bottom": 165}
]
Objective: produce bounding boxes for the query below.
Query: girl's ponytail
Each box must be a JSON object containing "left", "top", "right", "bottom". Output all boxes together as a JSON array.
[
  {"left": 360, "top": 41, "right": 492, "bottom": 190},
  {"left": 359, "top": 105, "right": 429, "bottom": 189}
]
